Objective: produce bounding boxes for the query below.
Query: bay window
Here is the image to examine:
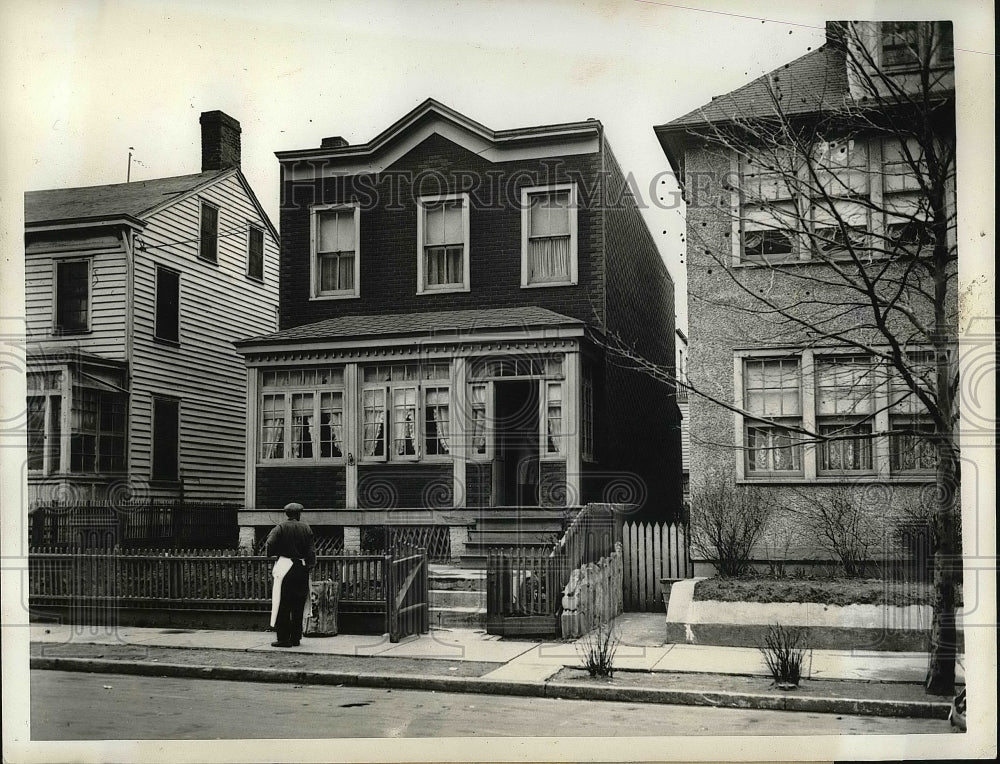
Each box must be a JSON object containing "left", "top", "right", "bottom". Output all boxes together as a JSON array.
[
  {"left": 71, "top": 388, "right": 126, "bottom": 473},
  {"left": 545, "top": 382, "right": 564, "bottom": 455},
  {"left": 361, "top": 363, "right": 450, "bottom": 462}
]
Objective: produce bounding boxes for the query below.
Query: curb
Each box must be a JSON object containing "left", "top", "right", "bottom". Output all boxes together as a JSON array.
[{"left": 31, "top": 656, "right": 950, "bottom": 720}]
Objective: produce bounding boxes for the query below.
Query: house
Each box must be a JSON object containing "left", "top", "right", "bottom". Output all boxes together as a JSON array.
[
  {"left": 654, "top": 21, "right": 957, "bottom": 574},
  {"left": 235, "top": 99, "right": 682, "bottom": 553},
  {"left": 24, "top": 111, "right": 279, "bottom": 506}
]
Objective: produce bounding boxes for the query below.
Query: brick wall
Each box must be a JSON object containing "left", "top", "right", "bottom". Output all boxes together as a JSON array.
[
  {"left": 600, "top": 143, "right": 683, "bottom": 521},
  {"left": 357, "top": 463, "right": 453, "bottom": 509},
  {"left": 255, "top": 465, "right": 346, "bottom": 509},
  {"left": 279, "top": 134, "right": 605, "bottom": 330},
  {"left": 539, "top": 460, "right": 567, "bottom": 507},
  {"left": 465, "top": 461, "right": 492, "bottom": 508}
]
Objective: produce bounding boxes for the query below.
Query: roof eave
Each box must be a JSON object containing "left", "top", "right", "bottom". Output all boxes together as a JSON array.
[{"left": 25, "top": 215, "right": 147, "bottom": 233}]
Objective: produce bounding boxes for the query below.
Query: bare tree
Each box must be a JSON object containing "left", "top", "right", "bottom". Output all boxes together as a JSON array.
[{"left": 641, "top": 20, "right": 960, "bottom": 695}]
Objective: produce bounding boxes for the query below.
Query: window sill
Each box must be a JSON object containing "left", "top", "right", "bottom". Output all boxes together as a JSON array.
[
  {"left": 52, "top": 328, "right": 92, "bottom": 336},
  {"left": 245, "top": 274, "right": 265, "bottom": 284},
  {"left": 197, "top": 256, "right": 219, "bottom": 267},
  {"left": 310, "top": 292, "right": 359, "bottom": 301},
  {"left": 417, "top": 286, "right": 470, "bottom": 295},
  {"left": 521, "top": 280, "right": 577, "bottom": 289},
  {"left": 257, "top": 460, "right": 348, "bottom": 467},
  {"left": 733, "top": 252, "right": 895, "bottom": 269},
  {"left": 737, "top": 475, "right": 936, "bottom": 485},
  {"left": 153, "top": 336, "right": 181, "bottom": 348}
]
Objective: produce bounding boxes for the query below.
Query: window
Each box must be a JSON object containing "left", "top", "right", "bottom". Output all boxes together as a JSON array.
[
  {"left": 258, "top": 367, "right": 346, "bottom": 462},
  {"left": 312, "top": 205, "right": 359, "bottom": 298},
  {"left": 881, "top": 21, "right": 954, "bottom": 70},
  {"left": 247, "top": 225, "right": 265, "bottom": 281},
  {"left": 151, "top": 398, "right": 179, "bottom": 480},
  {"left": 521, "top": 185, "right": 577, "bottom": 286},
  {"left": 882, "top": 138, "right": 935, "bottom": 256},
  {"left": 888, "top": 355, "right": 936, "bottom": 472},
  {"left": 815, "top": 356, "right": 875, "bottom": 473},
  {"left": 71, "top": 388, "right": 126, "bottom": 474},
  {"left": 424, "top": 387, "right": 451, "bottom": 456},
  {"left": 417, "top": 195, "right": 469, "bottom": 293},
  {"left": 739, "top": 153, "right": 799, "bottom": 263},
  {"left": 360, "top": 363, "right": 450, "bottom": 462},
  {"left": 809, "top": 139, "right": 870, "bottom": 257},
  {"left": 545, "top": 382, "right": 564, "bottom": 455},
  {"left": 54, "top": 259, "right": 90, "bottom": 333},
  {"left": 199, "top": 202, "right": 219, "bottom": 263},
  {"left": 743, "top": 358, "right": 802, "bottom": 474},
  {"left": 739, "top": 350, "right": 941, "bottom": 480},
  {"left": 26, "top": 372, "right": 63, "bottom": 474},
  {"left": 154, "top": 266, "right": 180, "bottom": 344},
  {"left": 470, "top": 383, "right": 488, "bottom": 456}
]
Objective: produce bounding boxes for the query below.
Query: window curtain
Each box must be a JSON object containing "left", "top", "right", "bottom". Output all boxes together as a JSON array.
[
  {"left": 363, "top": 405, "right": 385, "bottom": 457},
  {"left": 471, "top": 385, "right": 487, "bottom": 454},
  {"left": 528, "top": 238, "right": 571, "bottom": 282}
]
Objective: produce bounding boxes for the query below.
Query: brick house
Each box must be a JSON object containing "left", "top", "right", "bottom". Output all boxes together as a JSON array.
[
  {"left": 24, "top": 111, "right": 279, "bottom": 506},
  {"left": 236, "top": 99, "right": 682, "bottom": 551},
  {"left": 654, "top": 22, "right": 956, "bottom": 573}
]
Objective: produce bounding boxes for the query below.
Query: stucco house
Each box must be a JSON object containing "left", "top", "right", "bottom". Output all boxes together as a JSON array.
[{"left": 654, "top": 22, "right": 956, "bottom": 574}]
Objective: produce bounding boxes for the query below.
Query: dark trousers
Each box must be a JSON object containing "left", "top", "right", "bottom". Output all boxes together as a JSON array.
[{"left": 275, "top": 561, "right": 309, "bottom": 645}]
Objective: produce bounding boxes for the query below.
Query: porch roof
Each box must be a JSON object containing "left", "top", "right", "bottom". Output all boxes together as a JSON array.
[{"left": 236, "top": 307, "right": 584, "bottom": 348}]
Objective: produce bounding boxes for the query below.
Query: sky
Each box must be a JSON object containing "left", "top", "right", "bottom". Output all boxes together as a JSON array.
[{"left": 1, "top": 0, "right": 993, "bottom": 331}]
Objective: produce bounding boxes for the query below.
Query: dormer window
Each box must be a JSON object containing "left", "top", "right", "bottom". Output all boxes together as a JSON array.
[
  {"left": 311, "top": 204, "right": 360, "bottom": 299},
  {"left": 417, "top": 194, "right": 469, "bottom": 293},
  {"left": 521, "top": 184, "right": 578, "bottom": 287},
  {"left": 881, "top": 21, "right": 954, "bottom": 70}
]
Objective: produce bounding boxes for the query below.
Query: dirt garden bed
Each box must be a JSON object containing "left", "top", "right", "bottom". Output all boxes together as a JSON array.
[{"left": 693, "top": 578, "right": 942, "bottom": 607}]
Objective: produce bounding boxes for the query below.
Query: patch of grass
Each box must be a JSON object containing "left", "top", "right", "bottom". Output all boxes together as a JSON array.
[
  {"left": 577, "top": 619, "right": 620, "bottom": 678},
  {"left": 760, "top": 623, "right": 807, "bottom": 688},
  {"left": 694, "top": 577, "right": 936, "bottom": 607}
]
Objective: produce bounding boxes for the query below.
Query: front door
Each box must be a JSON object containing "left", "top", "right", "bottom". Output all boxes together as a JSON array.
[{"left": 493, "top": 380, "right": 539, "bottom": 506}]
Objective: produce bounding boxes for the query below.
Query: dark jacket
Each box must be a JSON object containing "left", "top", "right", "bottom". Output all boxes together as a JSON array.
[{"left": 265, "top": 518, "right": 316, "bottom": 568}]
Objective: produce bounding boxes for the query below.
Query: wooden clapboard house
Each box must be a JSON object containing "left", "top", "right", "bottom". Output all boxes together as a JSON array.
[{"left": 24, "top": 111, "right": 279, "bottom": 506}]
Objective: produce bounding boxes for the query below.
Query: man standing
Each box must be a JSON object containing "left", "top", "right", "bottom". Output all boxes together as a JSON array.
[{"left": 265, "top": 502, "right": 316, "bottom": 647}]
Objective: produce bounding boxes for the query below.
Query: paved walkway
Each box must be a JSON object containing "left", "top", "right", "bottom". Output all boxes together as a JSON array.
[{"left": 30, "top": 612, "right": 963, "bottom": 685}]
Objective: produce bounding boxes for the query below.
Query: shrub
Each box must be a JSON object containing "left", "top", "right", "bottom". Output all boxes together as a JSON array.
[
  {"left": 805, "top": 486, "right": 880, "bottom": 577},
  {"left": 577, "top": 618, "right": 620, "bottom": 678},
  {"left": 760, "top": 623, "right": 807, "bottom": 688},
  {"left": 690, "top": 469, "right": 775, "bottom": 577}
]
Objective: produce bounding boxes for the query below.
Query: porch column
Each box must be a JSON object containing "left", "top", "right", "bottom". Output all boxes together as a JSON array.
[
  {"left": 345, "top": 362, "right": 359, "bottom": 508},
  {"left": 452, "top": 357, "right": 467, "bottom": 507},
  {"left": 565, "top": 349, "right": 582, "bottom": 506},
  {"left": 245, "top": 367, "right": 258, "bottom": 509}
]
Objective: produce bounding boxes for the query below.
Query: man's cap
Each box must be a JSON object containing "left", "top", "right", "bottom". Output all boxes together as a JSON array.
[{"left": 283, "top": 502, "right": 304, "bottom": 516}]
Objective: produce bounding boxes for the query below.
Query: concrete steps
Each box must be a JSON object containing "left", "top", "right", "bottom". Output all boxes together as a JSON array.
[
  {"left": 428, "top": 565, "right": 486, "bottom": 629},
  {"left": 461, "top": 508, "right": 576, "bottom": 567}
]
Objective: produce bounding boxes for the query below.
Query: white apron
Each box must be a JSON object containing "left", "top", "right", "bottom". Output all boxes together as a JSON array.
[{"left": 270, "top": 557, "right": 294, "bottom": 628}]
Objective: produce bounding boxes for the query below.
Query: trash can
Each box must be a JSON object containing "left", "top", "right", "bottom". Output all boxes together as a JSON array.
[{"left": 303, "top": 579, "right": 340, "bottom": 637}]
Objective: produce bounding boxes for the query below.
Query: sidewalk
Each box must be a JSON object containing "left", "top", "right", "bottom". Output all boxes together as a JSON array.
[{"left": 29, "top": 613, "right": 962, "bottom": 719}]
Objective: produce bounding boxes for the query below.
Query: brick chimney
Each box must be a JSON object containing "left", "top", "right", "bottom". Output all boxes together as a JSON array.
[
  {"left": 320, "top": 136, "right": 349, "bottom": 149},
  {"left": 200, "top": 110, "right": 241, "bottom": 171}
]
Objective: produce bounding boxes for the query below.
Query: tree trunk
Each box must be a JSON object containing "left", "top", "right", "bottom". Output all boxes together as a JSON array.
[{"left": 925, "top": 444, "right": 960, "bottom": 695}]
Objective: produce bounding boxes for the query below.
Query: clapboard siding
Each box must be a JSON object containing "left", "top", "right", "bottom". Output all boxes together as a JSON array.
[
  {"left": 129, "top": 173, "right": 279, "bottom": 502},
  {"left": 24, "top": 235, "right": 128, "bottom": 357}
]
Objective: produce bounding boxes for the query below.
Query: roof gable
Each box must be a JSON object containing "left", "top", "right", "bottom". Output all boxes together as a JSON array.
[{"left": 277, "top": 98, "right": 602, "bottom": 178}]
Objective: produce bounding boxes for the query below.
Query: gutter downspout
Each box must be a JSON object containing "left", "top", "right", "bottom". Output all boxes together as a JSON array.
[{"left": 120, "top": 227, "right": 135, "bottom": 480}]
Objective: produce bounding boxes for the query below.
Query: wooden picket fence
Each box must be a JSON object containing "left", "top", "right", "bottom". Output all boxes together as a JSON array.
[
  {"left": 28, "top": 546, "right": 428, "bottom": 641},
  {"left": 622, "top": 521, "right": 693, "bottom": 611}
]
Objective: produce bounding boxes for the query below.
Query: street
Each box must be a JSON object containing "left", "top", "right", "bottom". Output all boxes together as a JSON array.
[{"left": 31, "top": 670, "right": 951, "bottom": 739}]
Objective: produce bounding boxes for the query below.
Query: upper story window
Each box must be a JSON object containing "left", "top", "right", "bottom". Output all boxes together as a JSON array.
[
  {"left": 738, "top": 135, "right": 943, "bottom": 265},
  {"left": 881, "top": 21, "right": 954, "bottom": 71},
  {"left": 247, "top": 224, "right": 265, "bottom": 281},
  {"left": 417, "top": 194, "right": 469, "bottom": 293},
  {"left": 199, "top": 201, "right": 219, "bottom": 263},
  {"left": 311, "top": 205, "right": 360, "bottom": 299},
  {"left": 154, "top": 266, "right": 180, "bottom": 345},
  {"left": 521, "top": 184, "right": 578, "bottom": 287},
  {"left": 54, "top": 259, "right": 90, "bottom": 334}
]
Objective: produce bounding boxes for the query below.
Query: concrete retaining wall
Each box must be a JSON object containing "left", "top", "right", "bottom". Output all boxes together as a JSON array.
[{"left": 664, "top": 579, "right": 963, "bottom": 651}]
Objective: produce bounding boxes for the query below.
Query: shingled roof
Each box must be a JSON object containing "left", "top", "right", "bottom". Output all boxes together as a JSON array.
[
  {"left": 25, "top": 169, "right": 231, "bottom": 226},
  {"left": 237, "top": 307, "right": 584, "bottom": 348}
]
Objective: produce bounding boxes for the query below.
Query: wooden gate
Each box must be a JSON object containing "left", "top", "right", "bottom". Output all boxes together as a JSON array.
[
  {"left": 485, "top": 547, "right": 563, "bottom": 637},
  {"left": 622, "top": 521, "right": 694, "bottom": 611},
  {"left": 387, "top": 547, "right": 429, "bottom": 642}
]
